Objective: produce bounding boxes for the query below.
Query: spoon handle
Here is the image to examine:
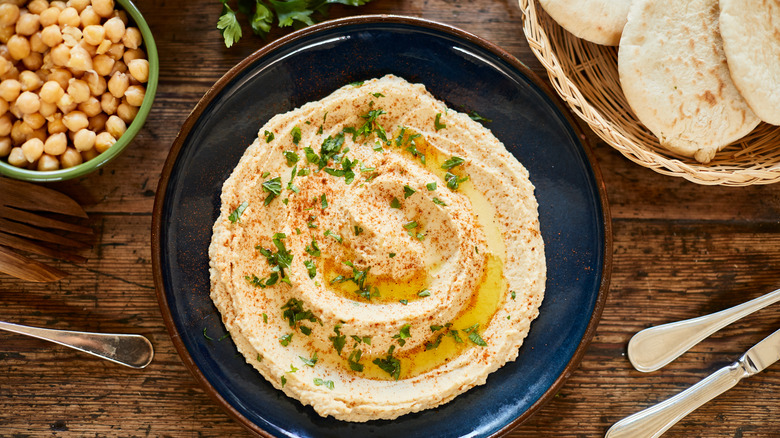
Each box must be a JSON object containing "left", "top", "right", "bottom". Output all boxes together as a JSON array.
[
  {"left": 0, "top": 321, "right": 154, "bottom": 369},
  {"left": 628, "top": 287, "right": 780, "bottom": 372}
]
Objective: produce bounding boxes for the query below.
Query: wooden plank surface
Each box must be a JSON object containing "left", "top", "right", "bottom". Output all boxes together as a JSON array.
[{"left": 1, "top": 0, "right": 779, "bottom": 436}]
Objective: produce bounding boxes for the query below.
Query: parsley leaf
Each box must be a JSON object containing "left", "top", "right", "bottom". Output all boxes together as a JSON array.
[
  {"left": 264, "top": 130, "right": 275, "bottom": 142},
  {"left": 284, "top": 150, "right": 299, "bottom": 166},
  {"left": 291, "top": 126, "right": 302, "bottom": 145},
  {"left": 468, "top": 111, "right": 492, "bottom": 124},
  {"left": 348, "top": 348, "right": 364, "bottom": 372},
  {"left": 373, "top": 345, "right": 401, "bottom": 380},
  {"left": 279, "top": 333, "right": 293, "bottom": 346},
  {"left": 403, "top": 185, "right": 416, "bottom": 198},
  {"left": 434, "top": 112, "right": 446, "bottom": 131},
  {"left": 426, "top": 181, "right": 437, "bottom": 191},
  {"left": 390, "top": 197, "right": 401, "bottom": 208},
  {"left": 432, "top": 197, "right": 447, "bottom": 206},
  {"left": 441, "top": 156, "right": 465, "bottom": 170},
  {"left": 304, "top": 259, "right": 317, "bottom": 278},
  {"left": 228, "top": 201, "right": 249, "bottom": 223},
  {"left": 216, "top": 2, "right": 242, "bottom": 48},
  {"left": 313, "top": 377, "right": 335, "bottom": 390},
  {"left": 299, "top": 352, "right": 318, "bottom": 367},
  {"left": 262, "top": 176, "right": 282, "bottom": 205}
]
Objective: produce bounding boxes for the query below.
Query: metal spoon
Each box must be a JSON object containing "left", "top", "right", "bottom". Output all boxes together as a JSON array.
[
  {"left": 0, "top": 320, "right": 154, "bottom": 369},
  {"left": 628, "top": 287, "right": 780, "bottom": 372}
]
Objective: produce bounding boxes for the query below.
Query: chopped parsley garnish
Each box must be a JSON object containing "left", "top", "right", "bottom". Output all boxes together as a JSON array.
[
  {"left": 468, "top": 111, "right": 492, "bottom": 124},
  {"left": 280, "top": 375, "right": 287, "bottom": 387},
  {"left": 354, "top": 225, "right": 364, "bottom": 236},
  {"left": 263, "top": 313, "right": 268, "bottom": 323},
  {"left": 432, "top": 197, "right": 447, "bottom": 206},
  {"left": 317, "top": 112, "right": 327, "bottom": 135},
  {"left": 257, "top": 353, "right": 263, "bottom": 362},
  {"left": 403, "top": 185, "right": 416, "bottom": 198},
  {"left": 262, "top": 171, "right": 270, "bottom": 178},
  {"left": 228, "top": 201, "right": 249, "bottom": 223},
  {"left": 348, "top": 349, "right": 364, "bottom": 372},
  {"left": 202, "top": 328, "right": 213, "bottom": 341},
  {"left": 417, "top": 289, "right": 431, "bottom": 297},
  {"left": 399, "top": 299, "right": 408, "bottom": 305},
  {"left": 425, "top": 334, "right": 443, "bottom": 350},
  {"left": 299, "top": 352, "right": 318, "bottom": 367},
  {"left": 373, "top": 345, "right": 401, "bottom": 380},
  {"left": 392, "top": 324, "right": 411, "bottom": 346},
  {"left": 264, "top": 130, "right": 274, "bottom": 142},
  {"left": 287, "top": 164, "right": 299, "bottom": 193},
  {"left": 441, "top": 156, "right": 465, "bottom": 170},
  {"left": 338, "top": 260, "right": 375, "bottom": 300},
  {"left": 390, "top": 197, "right": 401, "bottom": 208},
  {"left": 256, "top": 233, "right": 293, "bottom": 281},
  {"left": 320, "top": 193, "right": 328, "bottom": 209},
  {"left": 351, "top": 108, "right": 388, "bottom": 142},
  {"left": 318, "top": 133, "right": 345, "bottom": 168},
  {"left": 284, "top": 150, "right": 299, "bottom": 166},
  {"left": 304, "top": 147, "right": 320, "bottom": 165},
  {"left": 262, "top": 176, "right": 282, "bottom": 205},
  {"left": 403, "top": 221, "right": 418, "bottom": 230},
  {"left": 245, "top": 274, "right": 267, "bottom": 288},
  {"left": 426, "top": 182, "right": 437, "bottom": 191},
  {"left": 291, "top": 126, "right": 301, "bottom": 145},
  {"left": 313, "top": 378, "right": 335, "bottom": 390},
  {"left": 306, "top": 215, "right": 318, "bottom": 229},
  {"left": 281, "top": 298, "right": 319, "bottom": 332},
  {"left": 434, "top": 112, "right": 446, "bottom": 131},
  {"left": 323, "top": 229, "right": 342, "bottom": 243},
  {"left": 305, "top": 239, "right": 321, "bottom": 257},
  {"left": 279, "top": 333, "right": 293, "bottom": 346},
  {"left": 371, "top": 92, "right": 385, "bottom": 98},
  {"left": 304, "top": 260, "right": 317, "bottom": 278},
  {"left": 510, "top": 290, "right": 516, "bottom": 300},
  {"left": 448, "top": 329, "right": 463, "bottom": 343},
  {"left": 389, "top": 253, "right": 396, "bottom": 258},
  {"left": 463, "top": 324, "right": 487, "bottom": 346},
  {"left": 329, "top": 323, "right": 346, "bottom": 355},
  {"left": 350, "top": 81, "right": 365, "bottom": 87},
  {"left": 444, "top": 172, "right": 469, "bottom": 190}
]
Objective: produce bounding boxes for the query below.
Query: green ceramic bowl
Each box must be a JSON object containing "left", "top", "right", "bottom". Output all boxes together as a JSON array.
[{"left": 0, "top": 0, "right": 159, "bottom": 182}]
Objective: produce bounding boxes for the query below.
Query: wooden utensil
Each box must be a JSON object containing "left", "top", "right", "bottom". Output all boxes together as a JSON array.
[{"left": 0, "top": 177, "right": 93, "bottom": 282}]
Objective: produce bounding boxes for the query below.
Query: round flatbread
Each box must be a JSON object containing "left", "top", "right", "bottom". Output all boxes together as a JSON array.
[
  {"left": 618, "top": 0, "right": 760, "bottom": 163},
  {"left": 538, "top": 0, "right": 633, "bottom": 46},
  {"left": 720, "top": 0, "right": 780, "bottom": 125}
]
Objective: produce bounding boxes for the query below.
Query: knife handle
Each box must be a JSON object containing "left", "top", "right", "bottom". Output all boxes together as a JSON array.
[{"left": 605, "top": 361, "right": 749, "bottom": 438}]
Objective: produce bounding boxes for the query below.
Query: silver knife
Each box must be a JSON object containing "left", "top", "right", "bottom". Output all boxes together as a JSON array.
[{"left": 605, "top": 327, "right": 780, "bottom": 438}]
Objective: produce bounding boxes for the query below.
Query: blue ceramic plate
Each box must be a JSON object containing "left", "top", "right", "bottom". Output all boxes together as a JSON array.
[{"left": 153, "top": 16, "right": 611, "bottom": 438}]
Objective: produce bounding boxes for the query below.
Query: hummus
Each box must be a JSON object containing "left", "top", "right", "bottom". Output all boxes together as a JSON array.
[{"left": 209, "top": 75, "right": 546, "bottom": 422}]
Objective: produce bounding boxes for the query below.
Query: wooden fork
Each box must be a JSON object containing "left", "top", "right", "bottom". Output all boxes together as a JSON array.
[{"left": 0, "top": 177, "right": 93, "bottom": 282}]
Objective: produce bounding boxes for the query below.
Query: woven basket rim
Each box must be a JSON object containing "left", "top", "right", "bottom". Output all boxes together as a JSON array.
[{"left": 518, "top": 0, "right": 780, "bottom": 186}]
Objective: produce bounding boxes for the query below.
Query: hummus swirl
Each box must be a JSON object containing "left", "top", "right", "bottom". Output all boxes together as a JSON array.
[{"left": 209, "top": 75, "right": 545, "bottom": 422}]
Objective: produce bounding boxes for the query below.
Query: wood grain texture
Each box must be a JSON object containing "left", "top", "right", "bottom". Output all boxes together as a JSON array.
[{"left": 1, "top": 0, "right": 780, "bottom": 437}]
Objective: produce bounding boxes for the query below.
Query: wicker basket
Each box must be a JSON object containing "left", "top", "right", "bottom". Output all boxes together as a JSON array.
[{"left": 518, "top": 0, "right": 780, "bottom": 186}]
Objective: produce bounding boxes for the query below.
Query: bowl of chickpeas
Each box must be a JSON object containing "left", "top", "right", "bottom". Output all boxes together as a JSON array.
[{"left": 0, "top": 0, "right": 158, "bottom": 182}]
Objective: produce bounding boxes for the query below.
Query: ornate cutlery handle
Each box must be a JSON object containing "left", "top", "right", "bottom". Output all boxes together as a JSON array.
[
  {"left": 605, "top": 360, "right": 749, "bottom": 438},
  {"left": 628, "top": 287, "right": 780, "bottom": 372},
  {"left": 0, "top": 321, "right": 154, "bottom": 369}
]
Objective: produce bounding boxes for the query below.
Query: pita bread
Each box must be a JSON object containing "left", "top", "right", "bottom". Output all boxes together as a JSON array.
[
  {"left": 618, "top": 0, "right": 760, "bottom": 163},
  {"left": 720, "top": 0, "right": 780, "bottom": 125},
  {"left": 538, "top": 0, "right": 633, "bottom": 46}
]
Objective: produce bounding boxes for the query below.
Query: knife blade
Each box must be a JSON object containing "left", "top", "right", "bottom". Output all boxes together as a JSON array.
[{"left": 606, "top": 327, "right": 780, "bottom": 438}]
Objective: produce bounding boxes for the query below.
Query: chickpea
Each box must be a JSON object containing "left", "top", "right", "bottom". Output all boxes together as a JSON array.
[
  {"left": 0, "top": 98, "right": 6, "bottom": 115},
  {"left": 124, "top": 84, "right": 144, "bottom": 107},
  {"left": 0, "top": 79, "right": 21, "bottom": 102},
  {"left": 121, "top": 27, "right": 142, "bottom": 50},
  {"left": 95, "top": 39, "right": 111, "bottom": 55},
  {"left": 39, "top": 100, "right": 56, "bottom": 117},
  {"left": 61, "top": 25, "right": 82, "bottom": 47},
  {"left": 80, "top": 147, "right": 97, "bottom": 161},
  {"left": 103, "top": 16, "right": 125, "bottom": 43},
  {"left": 21, "top": 137, "right": 44, "bottom": 162},
  {"left": 40, "top": 80, "right": 65, "bottom": 103},
  {"left": 37, "top": 153, "right": 59, "bottom": 171},
  {"left": 60, "top": 146, "right": 82, "bottom": 167},
  {"left": 50, "top": 43, "right": 70, "bottom": 66},
  {"left": 82, "top": 24, "right": 104, "bottom": 46},
  {"left": 56, "top": 92, "right": 76, "bottom": 113},
  {"left": 47, "top": 114, "right": 67, "bottom": 134},
  {"left": 0, "top": 57, "right": 12, "bottom": 77},
  {"left": 67, "top": 78, "right": 90, "bottom": 103},
  {"left": 31, "top": 126, "right": 47, "bottom": 143},
  {"left": 0, "top": 25, "right": 15, "bottom": 44},
  {"left": 88, "top": 113, "right": 106, "bottom": 131},
  {"left": 7, "top": 147, "right": 26, "bottom": 167},
  {"left": 72, "top": 128, "right": 95, "bottom": 151},
  {"left": 47, "top": 68, "right": 72, "bottom": 90},
  {"left": 40, "top": 24, "right": 63, "bottom": 47},
  {"left": 107, "top": 71, "right": 128, "bottom": 98},
  {"left": 116, "top": 101, "right": 137, "bottom": 124},
  {"left": 10, "top": 120, "right": 27, "bottom": 145},
  {"left": 44, "top": 131, "right": 68, "bottom": 155},
  {"left": 105, "top": 42, "right": 123, "bottom": 60},
  {"left": 100, "top": 92, "right": 118, "bottom": 114},
  {"left": 94, "top": 130, "right": 114, "bottom": 152},
  {"left": 122, "top": 48, "right": 144, "bottom": 64},
  {"left": 77, "top": 95, "right": 100, "bottom": 116},
  {"left": 83, "top": 71, "right": 106, "bottom": 95},
  {"left": 67, "top": 44, "right": 92, "bottom": 71},
  {"left": 7, "top": 34, "right": 31, "bottom": 60},
  {"left": 29, "top": 31, "right": 46, "bottom": 53},
  {"left": 15, "top": 12, "right": 40, "bottom": 36},
  {"left": 104, "top": 114, "right": 125, "bottom": 138},
  {"left": 78, "top": 39, "right": 97, "bottom": 57},
  {"left": 0, "top": 4, "right": 20, "bottom": 27},
  {"left": 50, "top": 1, "right": 68, "bottom": 10},
  {"left": 8, "top": 101, "right": 22, "bottom": 119},
  {"left": 0, "top": 136, "right": 11, "bottom": 157},
  {"left": 23, "top": 112, "right": 46, "bottom": 130},
  {"left": 79, "top": 6, "right": 100, "bottom": 27},
  {"left": 57, "top": 7, "right": 80, "bottom": 28},
  {"left": 21, "top": 52, "right": 43, "bottom": 70},
  {"left": 92, "top": 53, "right": 114, "bottom": 76},
  {"left": 0, "top": 114, "right": 11, "bottom": 136},
  {"left": 62, "top": 110, "right": 88, "bottom": 132},
  {"left": 67, "top": 0, "right": 90, "bottom": 13},
  {"left": 109, "top": 59, "right": 126, "bottom": 75},
  {"left": 18, "top": 70, "right": 43, "bottom": 91},
  {"left": 92, "top": 0, "right": 114, "bottom": 18},
  {"left": 28, "top": 0, "right": 50, "bottom": 15},
  {"left": 16, "top": 91, "right": 41, "bottom": 114},
  {"left": 39, "top": 7, "right": 61, "bottom": 27}
]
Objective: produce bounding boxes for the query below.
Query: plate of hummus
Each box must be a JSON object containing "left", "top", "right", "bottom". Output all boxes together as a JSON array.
[{"left": 153, "top": 15, "right": 611, "bottom": 438}]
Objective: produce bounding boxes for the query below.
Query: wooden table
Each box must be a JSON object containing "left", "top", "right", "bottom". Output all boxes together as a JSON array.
[{"left": 2, "top": 0, "right": 779, "bottom": 436}]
